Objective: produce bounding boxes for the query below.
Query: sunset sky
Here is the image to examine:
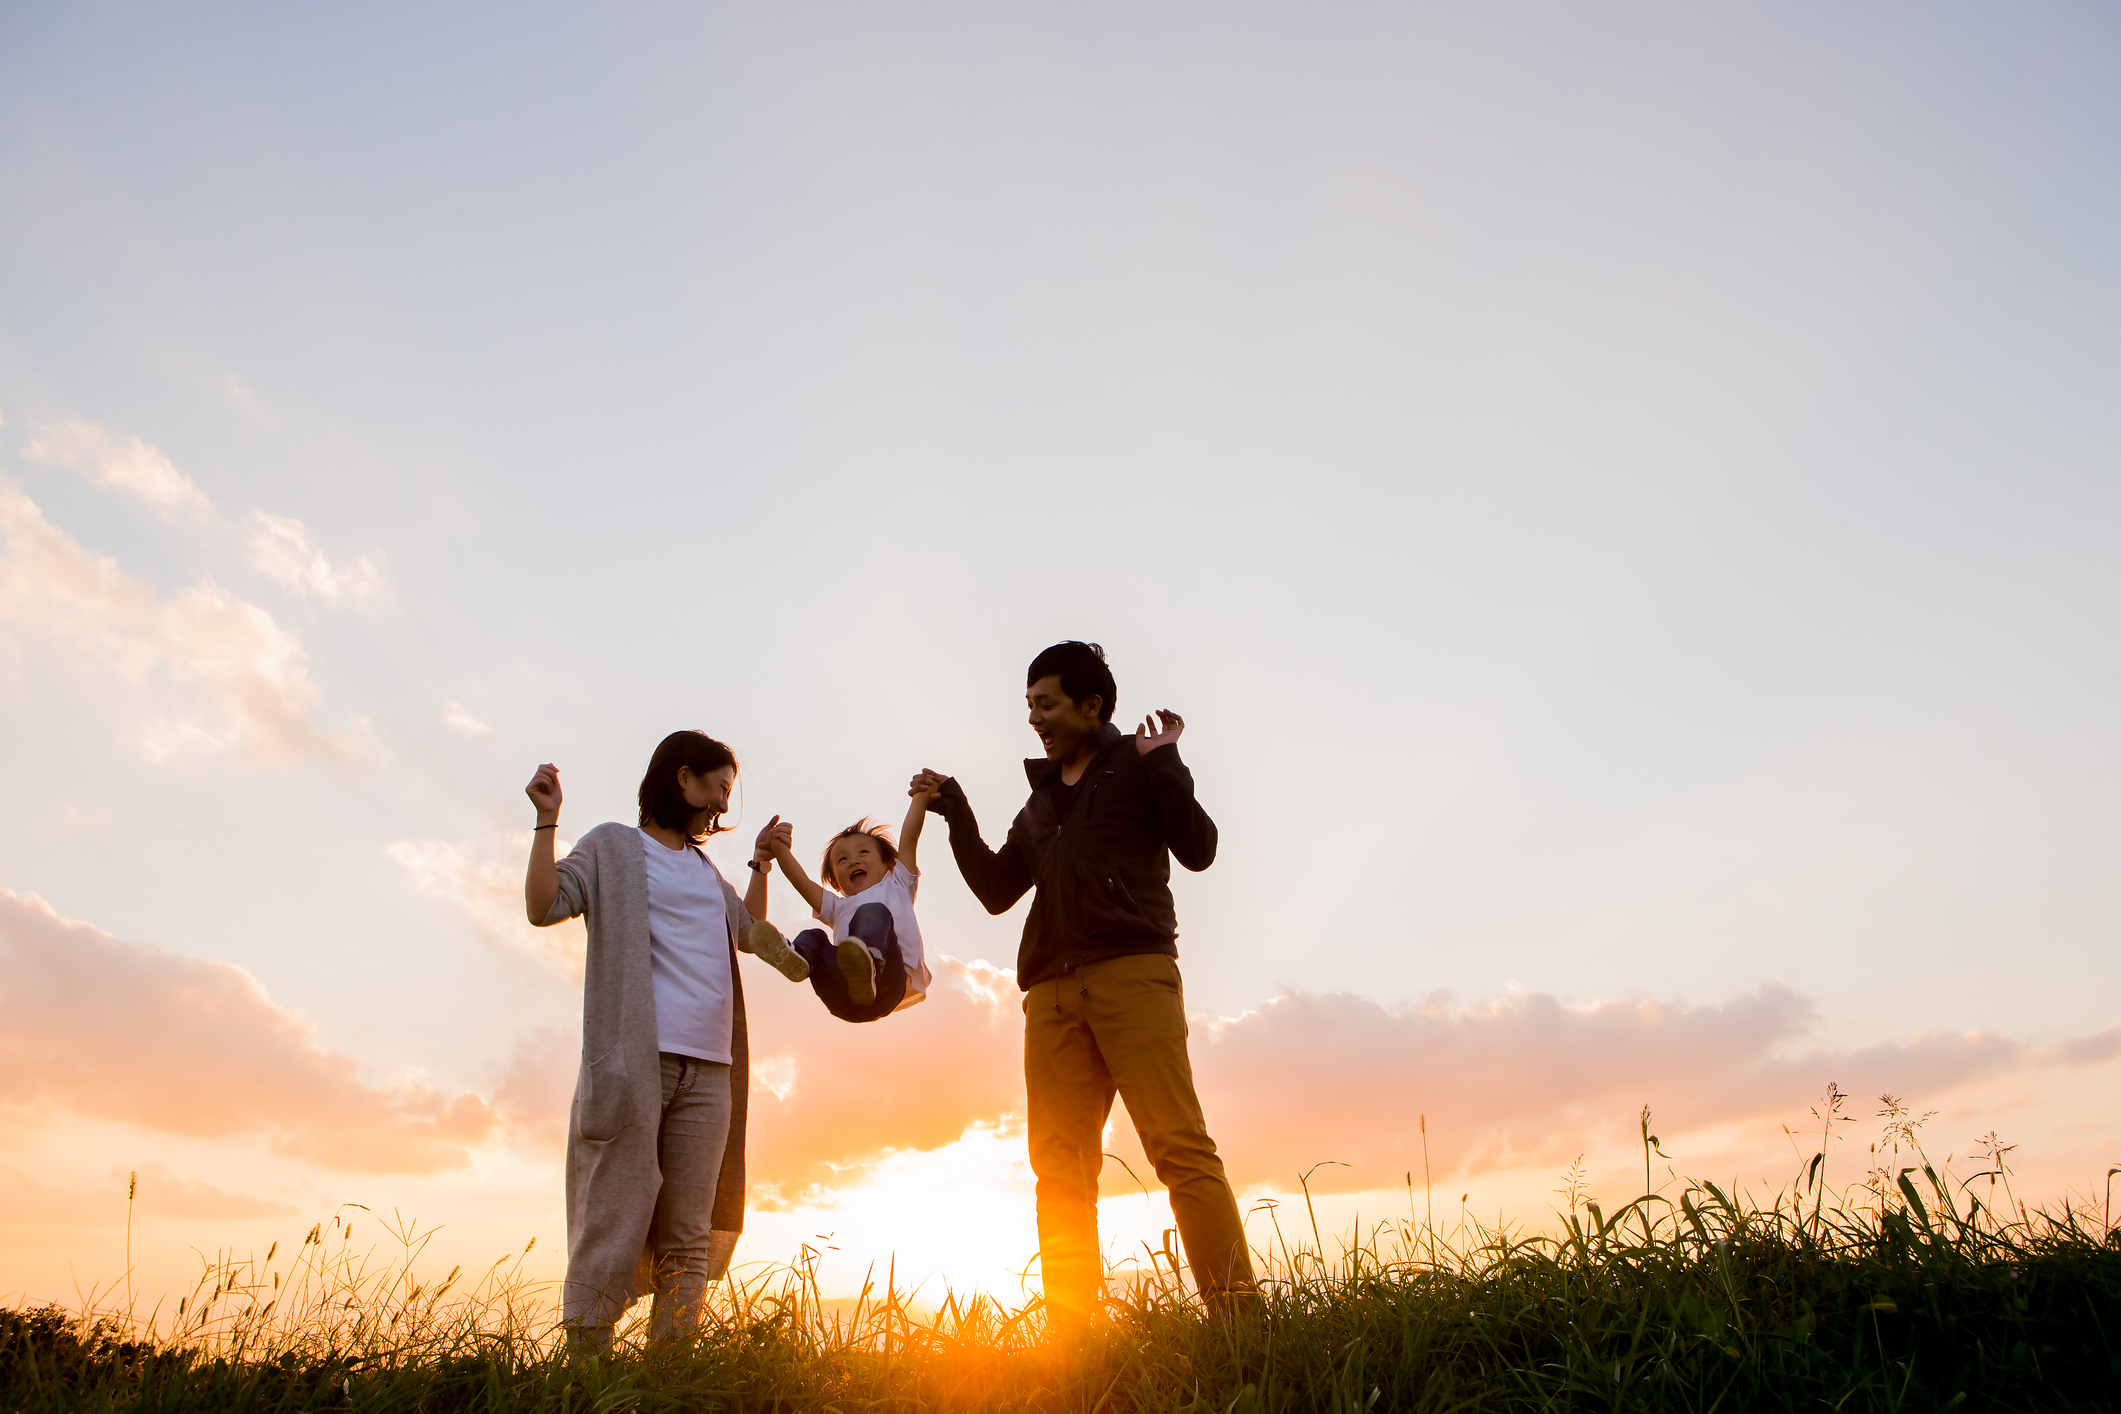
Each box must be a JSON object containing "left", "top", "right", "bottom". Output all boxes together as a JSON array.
[{"left": 4, "top": 3, "right": 2118, "bottom": 1310}]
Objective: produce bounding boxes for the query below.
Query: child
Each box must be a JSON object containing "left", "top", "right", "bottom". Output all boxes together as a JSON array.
[{"left": 744, "top": 790, "right": 933, "bottom": 1023}]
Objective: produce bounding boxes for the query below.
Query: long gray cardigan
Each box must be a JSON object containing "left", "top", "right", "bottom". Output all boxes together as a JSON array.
[{"left": 541, "top": 822, "right": 753, "bottom": 1328}]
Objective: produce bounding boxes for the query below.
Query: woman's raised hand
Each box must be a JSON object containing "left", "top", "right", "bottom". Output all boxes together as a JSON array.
[
  {"left": 753, "top": 815, "right": 786, "bottom": 864},
  {"left": 762, "top": 818, "right": 795, "bottom": 860},
  {"left": 526, "top": 763, "right": 563, "bottom": 817}
]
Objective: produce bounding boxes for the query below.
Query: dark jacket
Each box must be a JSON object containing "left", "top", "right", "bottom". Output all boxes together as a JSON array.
[{"left": 932, "top": 722, "right": 1218, "bottom": 989}]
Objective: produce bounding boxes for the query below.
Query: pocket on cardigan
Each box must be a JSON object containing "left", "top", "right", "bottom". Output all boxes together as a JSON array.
[{"left": 577, "top": 1042, "right": 628, "bottom": 1143}]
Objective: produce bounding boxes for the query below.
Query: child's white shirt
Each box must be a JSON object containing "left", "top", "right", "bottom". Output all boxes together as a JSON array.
[{"left": 815, "top": 862, "right": 930, "bottom": 1010}]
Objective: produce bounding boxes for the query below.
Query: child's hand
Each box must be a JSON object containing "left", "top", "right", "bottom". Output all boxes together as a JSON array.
[
  {"left": 752, "top": 815, "right": 781, "bottom": 866},
  {"left": 766, "top": 820, "right": 795, "bottom": 860},
  {"left": 909, "top": 769, "right": 948, "bottom": 804},
  {"left": 1134, "top": 710, "right": 1185, "bottom": 754}
]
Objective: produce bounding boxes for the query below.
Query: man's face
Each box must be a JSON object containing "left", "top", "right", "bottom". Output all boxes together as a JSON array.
[{"left": 1026, "top": 674, "right": 1103, "bottom": 761}]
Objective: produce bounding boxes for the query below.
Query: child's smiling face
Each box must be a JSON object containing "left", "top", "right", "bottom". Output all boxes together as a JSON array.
[{"left": 828, "top": 834, "right": 887, "bottom": 894}]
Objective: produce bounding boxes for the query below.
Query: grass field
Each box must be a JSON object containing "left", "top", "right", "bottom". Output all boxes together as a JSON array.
[{"left": 6, "top": 1101, "right": 2118, "bottom": 1411}]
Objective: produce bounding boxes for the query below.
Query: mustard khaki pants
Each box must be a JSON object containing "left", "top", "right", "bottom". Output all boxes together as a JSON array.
[{"left": 1022, "top": 952, "right": 1255, "bottom": 1321}]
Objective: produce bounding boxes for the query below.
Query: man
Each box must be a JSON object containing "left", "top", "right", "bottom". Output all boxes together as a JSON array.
[{"left": 910, "top": 641, "right": 1256, "bottom": 1328}]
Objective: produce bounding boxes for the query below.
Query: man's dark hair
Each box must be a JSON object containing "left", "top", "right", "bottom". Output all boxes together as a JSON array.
[
  {"left": 637, "top": 730, "right": 739, "bottom": 841},
  {"left": 1027, "top": 641, "right": 1117, "bottom": 723}
]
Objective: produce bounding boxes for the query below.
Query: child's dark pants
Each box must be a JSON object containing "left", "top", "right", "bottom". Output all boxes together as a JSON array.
[{"left": 792, "top": 902, "right": 907, "bottom": 1024}]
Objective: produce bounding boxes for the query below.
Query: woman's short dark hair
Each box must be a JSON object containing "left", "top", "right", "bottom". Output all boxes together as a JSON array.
[
  {"left": 1026, "top": 640, "right": 1117, "bottom": 723},
  {"left": 637, "top": 730, "right": 739, "bottom": 841},
  {"left": 820, "top": 818, "right": 898, "bottom": 893}
]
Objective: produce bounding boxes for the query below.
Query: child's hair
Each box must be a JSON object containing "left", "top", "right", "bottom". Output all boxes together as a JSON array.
[{"left": 820, "top": 818, "right": 898, "bottom": 892}]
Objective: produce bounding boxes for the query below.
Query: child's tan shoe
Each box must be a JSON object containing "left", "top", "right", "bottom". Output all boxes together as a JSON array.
[
  {"left": 836, "top": 937, "right": 878, "bottom": 1005},
  {"left": 745, "top": 920, "right": 810, "bottom": 982}
]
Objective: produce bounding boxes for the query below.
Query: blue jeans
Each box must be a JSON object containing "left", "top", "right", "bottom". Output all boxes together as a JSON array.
[{"left": 792, "top": 901, "right": 908, "bottom": 1023}]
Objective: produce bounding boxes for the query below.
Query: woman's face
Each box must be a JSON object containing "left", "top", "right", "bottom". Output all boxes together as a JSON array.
[{"left": 677, "top": 764, "right": 735, "bottom": 819}]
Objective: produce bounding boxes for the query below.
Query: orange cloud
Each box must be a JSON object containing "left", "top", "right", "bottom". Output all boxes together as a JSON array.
[
  {"left": 0, "top": 478, "right": 353, "bottom": 763},
  {"left": 658, "top": 967, "right": 2054, "bottom": 1201},
  {"left": 1186, "top": 986, "right": 2026, "bottom": 1191},
  {"left": 0, "top": 888, "right": 496, "bottom": 1173},
  {"left": 452, "top": 972, "right": 2117, "bottom": 1238},
  {"left": 492, "top": 1025, "right": 576, "bottom": 1148},
  {"left": 111, "top": 1162, "right": 301, "bottom": 1221},
  {"left": 0, "top": 1164, "right": 118, "bottom": 1231}
]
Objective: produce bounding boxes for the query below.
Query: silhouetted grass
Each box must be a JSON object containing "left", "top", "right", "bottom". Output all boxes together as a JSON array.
[{"left": 6, "top": 1097, "right": 2118, "bottom": 1411}]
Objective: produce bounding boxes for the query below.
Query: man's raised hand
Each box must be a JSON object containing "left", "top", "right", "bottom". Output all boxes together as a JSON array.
[
  {"left": 1135, "top": 710, "right": 1185, "bottom": 754},
  {"left": 909, "top": 769, "right": 949, "bottom": 804},
  {"left": 526, "top": 763, "right": 563, "bottom": 816}
]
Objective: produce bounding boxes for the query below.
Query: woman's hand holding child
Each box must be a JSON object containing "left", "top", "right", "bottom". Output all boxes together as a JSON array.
[
  {"left": 751, "top": 815, "right": 785, "bottom": 871},
  {"left": 740, "top": 813, "right": 813, "bottom": 984}
]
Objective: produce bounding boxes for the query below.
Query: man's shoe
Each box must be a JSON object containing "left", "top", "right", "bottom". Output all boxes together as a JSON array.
[
  {"left": 836, "top": 937, "right": 878, "bottom": 1005},
  {"left": 745, "top": 921, "right": 810, "bottom": 982}
]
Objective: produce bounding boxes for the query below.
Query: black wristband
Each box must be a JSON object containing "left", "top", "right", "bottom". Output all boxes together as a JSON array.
[
  {"left": 747, "top": 858, "right": 768, "bottom": 873},
  {"left": 532, "top": 823, "right": 558, "bottom": 831}
]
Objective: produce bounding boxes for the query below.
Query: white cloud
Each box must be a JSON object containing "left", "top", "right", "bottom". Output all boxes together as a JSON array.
[
  {"left": 23, "top": 419, "right": 211, "bottom": 511},
  {"left": 0, "top": 477, "right": 353, "bottom": 763},
  {"left": 18, "top": 419, "right": 381, "bottom": 610},
  {"left": 385, "top": 835, "right": 585, "bottom": 979},
  {"left": 442, "top": 701, "right": 493, "bottom": 738},
  {"left": 752, "top": 1055, "right": 799, "bottom": 1102},
  {"left": 248, "top": 510, "right": 381, "bottom": 603}
]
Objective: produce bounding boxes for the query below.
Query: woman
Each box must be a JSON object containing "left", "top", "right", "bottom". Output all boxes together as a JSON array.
[{"left": 523, "top": 730, "right": 759, "bottom": 1349}]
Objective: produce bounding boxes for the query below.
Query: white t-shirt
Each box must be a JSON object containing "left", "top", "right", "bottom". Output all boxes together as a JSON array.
[
  {"left": 639, "top": 829, "right": 734, "bottom": 1062},
  {"left": 815, "top": 861, "right": 931, "bottom": 1009}
]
